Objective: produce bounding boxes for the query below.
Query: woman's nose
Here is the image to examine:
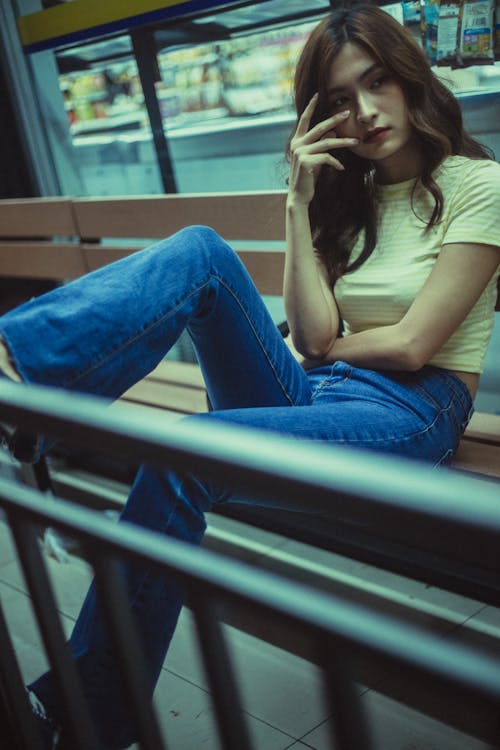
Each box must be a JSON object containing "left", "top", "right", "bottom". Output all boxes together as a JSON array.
[{"left": 356, "top": 93, "right": 377, "bottom": 123}]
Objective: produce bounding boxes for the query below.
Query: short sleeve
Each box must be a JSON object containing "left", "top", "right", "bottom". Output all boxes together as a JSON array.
[{"left": 442, "top": 160, "right": 500, "bottom": 248}]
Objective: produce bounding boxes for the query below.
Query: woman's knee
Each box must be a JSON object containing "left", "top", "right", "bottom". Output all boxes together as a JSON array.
[
  {"left": 164, "top": 225, "right": 236, "bottom": 269},
  {"left": 175, "top": 225, "right": 226, "bottom": 255}
]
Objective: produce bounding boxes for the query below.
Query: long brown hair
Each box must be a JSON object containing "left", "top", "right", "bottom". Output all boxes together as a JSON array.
[{"left": 288, "top": 3, "right": 492, "bottom": 282}]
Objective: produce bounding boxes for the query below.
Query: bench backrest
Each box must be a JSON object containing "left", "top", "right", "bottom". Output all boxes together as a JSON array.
[
  {"left": 74, "top": 193, "right": 287, "bottom": 296},
  {"left": 0, "top": 197, "right": 85, "bottom": 279},
  {"left": 0, "top": 193, "right": 498, "bottom": 308}
]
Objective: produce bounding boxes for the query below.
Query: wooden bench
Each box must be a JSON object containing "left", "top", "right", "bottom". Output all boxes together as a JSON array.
[
  {"left": 0, "top": 192, "right": 499, "bottom": 481},
  {"left": 1, "top": 195, "right": 500, "bottom": 745}
]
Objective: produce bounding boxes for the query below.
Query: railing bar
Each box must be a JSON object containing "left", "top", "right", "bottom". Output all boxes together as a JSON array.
[
  {"left": 2, "top": 481, "right": 500, "bottom": 711},
  {"left": 91, "top": 553, "right": 168, "bottom": 750},
  {"left": 2, "top": 482, "right": 500, "bottom": 747},
  {"left": 191, "top": 593, "right": 253, "bottom": 750},
  {"left": 322, "top": 641, "right": 374, "bottom": 750},
  {"left": 0, "top": 598, "right": 45, "bottom": 750},
  {"left": 0, "top": 381, "right": 499, "bottom": 573},
  {"left": 9, "top": 518, "right": 100, "bottom": 750}
]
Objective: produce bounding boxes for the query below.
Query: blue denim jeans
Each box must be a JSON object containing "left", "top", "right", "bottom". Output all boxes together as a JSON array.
[{"left": 0, "top": 226, "right": 473, "bottom": 748}]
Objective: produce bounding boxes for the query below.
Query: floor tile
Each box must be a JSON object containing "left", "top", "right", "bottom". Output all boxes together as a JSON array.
[
  {"left": 0, "top": 580, "right": 73, "bottom": 684},
  {"left": 442, "top": 603, "right": 500, "bottom": 663},
  {"left": 300, "top": 690, "right": 493, "bottom": 750},
  {"left": 0, "top": 516, "right": 17, "bottom": 568},
  {"left": 2, "top": 576, "right": 299, "bottom": 750},
  {"left": 0, "top": 548, "right": 93, "bottom": 621},
  {"left": 1, "top": 512, "right": 497, "bottom": 750},
  {"left": 226, "top": 633, "right": 331, "bottom": 738},
  {"left": 130, "top": 668, "right": 299, "bottom": 750},
  {"left": 166, "top": 607, "right": 337, "bottom": 738}
]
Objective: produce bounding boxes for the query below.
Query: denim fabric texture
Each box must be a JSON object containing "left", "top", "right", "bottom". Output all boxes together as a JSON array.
[{"left": 0, "top": 226, "right": 473, "bottom": 748}]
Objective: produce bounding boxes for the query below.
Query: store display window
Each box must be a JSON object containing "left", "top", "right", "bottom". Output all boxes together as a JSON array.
[
  {"left": 155, "top": 23, "right": 315, "bottom": 128},
  {"left": 25, "top": 0, "right": 500, "bottom": 198},
  {"left": 60, "top": 54, "right": 147, "bottom": 136}
]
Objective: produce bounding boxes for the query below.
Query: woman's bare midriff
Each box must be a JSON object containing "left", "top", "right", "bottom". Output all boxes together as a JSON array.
[{"left": 451, "top": 370, "right": 479, "bottom": 400}]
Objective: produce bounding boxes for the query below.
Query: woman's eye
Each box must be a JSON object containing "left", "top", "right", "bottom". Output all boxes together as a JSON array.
[
  {"left": 371, "top": 75, "right": 388, "bottom": 89},
  {"left": 331, "top": 96, "right": 348, "bottom": 109}
]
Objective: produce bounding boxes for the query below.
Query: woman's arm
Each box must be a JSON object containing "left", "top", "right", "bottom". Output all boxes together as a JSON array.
[
  {"left": 284, "top": 202, "right": 339, "bottom": 359},
  {"left": 284, "top": 95, "right": 358, "bottom": 359},
  {"left": 322, "top": 242, "right": 500, "bottom": 371}
]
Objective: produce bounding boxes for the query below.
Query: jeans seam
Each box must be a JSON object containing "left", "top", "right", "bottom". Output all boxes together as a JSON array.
[
  {"left": 210, "top": 273, "right": 297, "bottom": 406},
  {"left": 415, "top": 379, "right": 472, "bottom": 433}
]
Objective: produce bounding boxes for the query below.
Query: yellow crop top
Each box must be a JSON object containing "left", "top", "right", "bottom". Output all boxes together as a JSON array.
[{"left": 334, "top": 155, "right": 500, "bottom": 373}]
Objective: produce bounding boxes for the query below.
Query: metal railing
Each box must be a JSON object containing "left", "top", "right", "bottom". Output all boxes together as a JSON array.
[{"left": 0, "top": 380, "right": 500, "bottom": 749}]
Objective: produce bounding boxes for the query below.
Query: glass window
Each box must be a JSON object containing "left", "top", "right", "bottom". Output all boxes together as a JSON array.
[
  {"left": 54, "top": 37, "right": 164, "bottom": 196},
  {"left": 154, "top": 21, "right": 316, "bottom": 193},
  {"left": 24, "top": 0, "right": 500, "bottom": 198}
]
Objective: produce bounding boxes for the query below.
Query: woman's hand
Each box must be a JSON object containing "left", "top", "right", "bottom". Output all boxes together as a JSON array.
[
  {"left": 284, "top": 94, "right": 349, "bottom": 357},
  {"left": 288, "top": 94, "right": 359, "bottom": 206}
]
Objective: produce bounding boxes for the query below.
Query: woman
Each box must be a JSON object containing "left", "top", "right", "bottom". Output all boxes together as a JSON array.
[{"left": 1, "top": 3, "right": 499, "bottom": 748}]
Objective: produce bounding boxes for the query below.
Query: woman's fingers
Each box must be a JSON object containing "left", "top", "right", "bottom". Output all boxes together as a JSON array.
[
  {"left": 295, "top": 93, "right": 319, "bottom": 137},
  {"left": 290, "top": 131, "right": 358, "bottom": 183},
  {"left": 306, "top": 137, "right": 359, "bottom": 153},
  {"left": 291, "top": 151, "right": 346, "bottom": 183},
  {"left": 292, "top": 115, "right": 357, "bottom": 163},
  {"left": 290, "top": 136, "right": 358, "bottom": 177},
  {"left": 289, "top": 98, "right": 357, "bottom": 201},
  {"left": 302, "top": 110, "right": 351, "bottom": 144},
  {"left": 302, "top": 153, "right": 346, "bottom": 174}
]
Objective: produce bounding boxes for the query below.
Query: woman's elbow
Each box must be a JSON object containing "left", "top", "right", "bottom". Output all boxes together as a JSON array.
[
  {"left": 292, "top": 334, "right": 335, "bottom": 361},
  {"left": 396, "top": 331, "right": 431, "bottom": 372},
  {"left": 401, "top": 350, "right": 427, "bottom": 372}
]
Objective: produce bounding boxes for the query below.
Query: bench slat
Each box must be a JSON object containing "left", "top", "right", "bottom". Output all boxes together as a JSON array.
[
  {"left": 82, "top": 245, "right": 143, "bottom": 272},
  {"left": 238, "top": 250, "right": 284, "bottom": 296},
  {"left": 464, "top": 411, "right": 500, "bottom": 443},
  {"left": 82, "top": 244, "right": 285, "bottom": 296},
  {"left": 73, "top": 192, "right": 287, "bottom": 241},
  {"left": 0, "top": 198, "right": 76, "bottom": 236},
  {"left": 0, "top": 242, "right": 86, "bottom": 279},
  {"left": 122, "top": 378, "right": 208, "bottom": 414},
  {"left": 147, "top": 359, "right": 205, "bottom": 388},
  {"left": 452, "top": 440, "right": 500, "bottom": 478}
]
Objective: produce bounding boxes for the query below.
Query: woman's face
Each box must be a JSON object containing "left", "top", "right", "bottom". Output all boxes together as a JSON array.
[{"left": 327, "top": 42, "right": 422, "bottom": 182}]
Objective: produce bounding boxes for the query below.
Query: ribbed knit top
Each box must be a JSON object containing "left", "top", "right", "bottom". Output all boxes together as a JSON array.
[{"left": 334, "top": 155, "right": 500, "bottom": 372}]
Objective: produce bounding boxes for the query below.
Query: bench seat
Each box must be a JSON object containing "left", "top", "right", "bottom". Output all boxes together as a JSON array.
[{"left": 119, "top": 358, "right": 500, "bottom": 481}]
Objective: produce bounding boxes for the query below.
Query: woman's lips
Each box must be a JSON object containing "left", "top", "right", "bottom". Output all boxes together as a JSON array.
[{"left": 364, "top": 127, "right": 390, "bottom": 143}]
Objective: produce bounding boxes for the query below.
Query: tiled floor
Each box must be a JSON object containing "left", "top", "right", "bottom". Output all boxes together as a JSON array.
[{"left": 1, "top": 511, "right": 499, "bottom": 749}]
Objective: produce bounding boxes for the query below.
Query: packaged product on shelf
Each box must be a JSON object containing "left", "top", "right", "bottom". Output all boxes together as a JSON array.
[
  {"left": 496, "top": 0, "right": 500, "bottom": 57},
  {"left": 436, "top": 0, "right": 462, "bottom": 66},
  {"left": 402, "top": 1, "right": 421, "bottom": 26},
  {"left": 459, "top": 0, "right": 495, "bottom": 63},
  {"left": 421, "top": 0, "right": 441, "bottom": 64}
]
